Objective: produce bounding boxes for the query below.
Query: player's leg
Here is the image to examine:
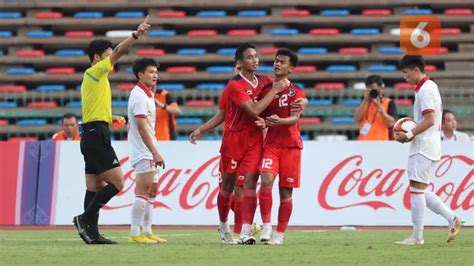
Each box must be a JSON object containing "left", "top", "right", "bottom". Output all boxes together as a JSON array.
[
  {"left": 217, "top": 155, "right": 238, "bottom": 244},
  {"left": 259, "top": 171, "right": 276, "bottom": 242},
  {"left": 232, "top": 179, "right": 244, "bottom": 236},
  {"left": 142, "top": 174, "right": 167, "bottom": 243}
]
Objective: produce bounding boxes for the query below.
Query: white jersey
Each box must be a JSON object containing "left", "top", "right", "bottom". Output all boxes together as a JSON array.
[
  {"left": 409, "top": 78, "right": 442, "bottom": 161},
  {"left": 127, "top": 83, "right": 157, "bottom": 165}
]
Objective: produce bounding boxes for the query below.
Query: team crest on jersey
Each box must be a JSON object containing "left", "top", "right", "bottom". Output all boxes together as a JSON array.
[
  {"left": 246, "top": 90, "right": 253, "bottom": 95},
  {"left": 288, "top": 89, "right": 295, "bottom": 97}
]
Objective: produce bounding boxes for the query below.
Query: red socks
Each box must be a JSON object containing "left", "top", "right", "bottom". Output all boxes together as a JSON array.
[
  {"left": 217, "top": 189, "right": 231, "bottom": 223},
  {"left": 242, "top": 188, "right": 257, "bottom": 224},
  {"left": 259, "top": 187, "right": 273, "bottom": 224},
  {"left": 277, "top": 198, "right": 293, "bottom": 233}
]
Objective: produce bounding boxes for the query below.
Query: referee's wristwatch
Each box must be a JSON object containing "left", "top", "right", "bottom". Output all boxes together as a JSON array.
[{"left": 132, "top": 31, "right": 139, "bottom": 39}]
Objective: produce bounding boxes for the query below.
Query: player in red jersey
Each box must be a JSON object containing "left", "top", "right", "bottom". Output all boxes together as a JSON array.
[{"left": 255, "top": 48, "right": 305, "bottom": 245}]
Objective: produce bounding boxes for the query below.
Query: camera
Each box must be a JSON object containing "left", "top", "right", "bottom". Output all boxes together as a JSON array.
[{"left": 369, "top": 89, "right": 379, "bottom": 99}]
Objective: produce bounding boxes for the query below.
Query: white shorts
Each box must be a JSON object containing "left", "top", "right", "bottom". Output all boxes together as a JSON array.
[
  {"left": 132, "top": 159, "right": 159, "bottom": 183},
  {"left": 407, "top": 154, "right": 436, "bottom": 184}
]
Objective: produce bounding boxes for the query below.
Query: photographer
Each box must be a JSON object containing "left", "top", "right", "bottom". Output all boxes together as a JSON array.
[{"left": 354, "top": 75, "right": 397, "bottom": 140}]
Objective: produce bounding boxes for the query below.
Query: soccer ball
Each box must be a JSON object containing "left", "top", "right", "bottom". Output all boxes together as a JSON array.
[{"left": 393, "top": 117, "right": 417, "bottom": 141}]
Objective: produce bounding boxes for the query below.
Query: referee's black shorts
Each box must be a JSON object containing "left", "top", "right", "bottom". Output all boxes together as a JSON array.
[{"left": 80, "top": 121, "right": 120, "bottom": 175}]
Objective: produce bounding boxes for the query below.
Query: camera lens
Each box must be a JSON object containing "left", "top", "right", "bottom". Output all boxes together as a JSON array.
[{"left": 369, "top": 89, "right": 379, "bottom": 99}]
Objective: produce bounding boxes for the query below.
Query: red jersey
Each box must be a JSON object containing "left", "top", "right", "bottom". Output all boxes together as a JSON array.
[{"left": 260, "top": 83, "right": 305, "bottom": 149}]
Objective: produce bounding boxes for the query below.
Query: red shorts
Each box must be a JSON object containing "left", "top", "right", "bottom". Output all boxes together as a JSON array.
[{"left": 259, "top": 147, "right": 301, "bottom": 188}]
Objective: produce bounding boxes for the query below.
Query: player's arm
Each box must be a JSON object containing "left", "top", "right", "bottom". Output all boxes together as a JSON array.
[
  {"left": 239, "top": 79, "right": 289, "bottom": 118},
  {"left": 290, "top": 97, "right": 308, "bottom": 113},
  {"left": 110, "top": 16, "right": 150, "bottom": 66},
  {"left": 265, "top": 110, "right": 300, "bottom": 127},
  {"left": 189, "top": 110, "right": 225, "bottom": 144},
  {"left": 155, "top": 94, "right": 181, "bottom": 115},
  {"left": 395, "top": 111, "right": 435, "bottom": 143},
  {"left": 136, "top": 117, "right": 165, "bottom": 168}
]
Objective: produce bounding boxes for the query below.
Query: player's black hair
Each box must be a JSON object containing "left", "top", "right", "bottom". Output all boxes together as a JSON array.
[
  {"left": 442, "top": 109, "right": 455, "bottom": 123},
  {"left": 399, "top": 55, "right": 425, "bottom": 72},
  {"left": 86, "top": 39, "right": 113, "bottom": 63},
  {"left": 63, "top": 113, "right": 77, "bottom": 120},
  {"left": 365, "top": 75, "right": 384, "bottom": 87},
  {"left": 132, "top": 57, "right": 159, "bottom": 79},
  {"left": 234, "top": 42, "right": 256, "bottom": 63},
  {"left": 275, "top": 48, "right": 299, "bottom": 67}
]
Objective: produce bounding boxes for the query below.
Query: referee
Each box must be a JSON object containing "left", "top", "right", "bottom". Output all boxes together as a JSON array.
[{"left": 73, "top": 16, "right": 150, "bottom": 244}]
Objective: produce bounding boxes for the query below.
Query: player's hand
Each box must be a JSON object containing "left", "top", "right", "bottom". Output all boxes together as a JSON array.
[
  {"left": 265, "top": 114, "right": 281, "bottom": 127},
  {"left": 370, "top": 96, "right": 382, "bottom": 108},
  {"left": 272, "top": 79, "right": 290, "bottom": 93},
  {"left": 255, "top": 117, "right": 266, "bottom": 130},
  {"left": 394, "top": 131, "right": 409, "bottom": 143},
  {"left": 112, "top": 115, "right": 124, "bottom": 123},
  {"left": 189, "top": 128, "right": 202, "bottom": 144},
  {"left": 154, "top": 98, "right": 165, "bottom": 109},
  {"left": 153, "top": 152, "right": 165, "bottom": 169},
  {"left": 135, "top": 15, "right": 151, "bottom": 37},
  {"left": 290, "top": 97, "right": 308, "bottom": 113},
  {"left": 363, "top": 89, "right": 370, "bottom": 100}
]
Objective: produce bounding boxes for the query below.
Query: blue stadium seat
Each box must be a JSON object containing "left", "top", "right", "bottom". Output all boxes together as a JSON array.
[
  {"left": 149, "top": 30, "right": 176, "bottom": 37},
  {"left": 55, "top": 49, "right": 85, "bottom": 56},
  {"left": 157, "top": 84, "right": 185, "bottom": 91},
  {"left": 206, "top": 66, "right": 233, "bottom": 74},
  {"left": 301, "top": 134, "right": 310, "bottom": 141},
  {"left": 112, "top": 101, "right": 128, "bottom": 107},
  {"left": 367, "top": 65, "right": 397, "bottom": 72},
  {"left": 320, "top": 10, "right": 350, "bottom": 16},
  {"left": 75, "top": 85, "right": 81, "bottom": 91},
  {"left": 258, "top": 66, "right": 273, "bottom": 73},
  {"left": 177, "top": 48, "right": 207, "bottom": 56},
  {"left": 196, "top": 11, "right": 227, "bottom": 17},
  {"left": 217, "top": 48, "right": 236, "bottom": 56},
  {"left": 126, "top": 67, "right": 133, "bottom": 74},
  {"left": 74, "top": 11, "right": 104, "bottom": 18},
  {"left": 0, "top": 31, "right": 12, "bottom": 38},
  {"left": 176, "top": 135, "right": 189, "bottom": 141},
  {"left": 378, "top": 47, "right": 401, "bottom": 54},
  {"left": 237, "top": 10, "right": 267, "bottom": 17},
  {"left": 404, "top": 9, "right": 432, "bottom": 15},
  {"left": 342, "top": 99, "right": 362, "bottom": 106},
  {"left": 176, "top": 118, "right": 203, "bottom": 125},
  {"left": 0, "top": 12, "right": 21, "bottom": 19},
  {"left": 308, "top": 99, "right": 332, "bottom": 106},
  {"left": 6, "top": 68, "right": 36, "bottom": 75},
  {"left": 66, "top": 101, "right": 81, "bottom": 108},
  {"left": 331, "top": 117, "right": 354, "bottom": 125},
  {"left": 36, "top": 85, "right": 65, "bottom": 92},
  {"left": 327, "top": 65, "right": 357, "bottom": 72},
  {"left": 16, "top": 119, "right": 47, "bottom": 126},
  {"left": 196, "top": 83, "right": 225, "bottom": 90},
  {"left": 0, "top": 102, "right": 17, "bottom": 108},
  {"left": 26, "top": 31, "right": 53, "bottom": 38},
  {"left": 295, "top": 82, "right": 305, "bottom": 88},
  {"left": 298, "top": 47, "right": 328, "bottom": 54},
  {"left": 271, "top": 29, "right": 299, "bottom": 36},
  {"left": 0, "top": 50, "right": 4, "bottom": 56},
  {"left": 114, "top": 11, "right": 145, "bottom": 18},
  {"left": 350, "top": 28, "right": 380, "bottom": 35}
]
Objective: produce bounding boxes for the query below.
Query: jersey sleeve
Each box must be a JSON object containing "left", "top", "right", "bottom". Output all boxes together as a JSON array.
[
  {"left": 218, "top": 87, "right": 227, "bottom": 110},
  {"left": 88, "top": 56, "right": 113, "bottom": 78},
  {"left": 131, "top": 93, "right": 147, "bottom": 118},
  {"left": 418, "top": 87, "right": 435, "bottom": 115}
]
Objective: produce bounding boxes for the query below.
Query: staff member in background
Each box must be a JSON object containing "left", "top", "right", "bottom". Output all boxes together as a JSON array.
[
  {"left": 354, "top": 75, "right": 398, "bottom": 141},
  {"left": 53, "top": 113, "right": 80, "bottom": 141},
  {"left": 441, "top": 109, "right": 471, "bottom": 141},
  {"left": 154, "top": 88, "right": 181, "bottom": 141}
]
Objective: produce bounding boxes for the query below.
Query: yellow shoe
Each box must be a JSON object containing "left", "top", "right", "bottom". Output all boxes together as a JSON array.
[
  {"left": 232, "top": 232, "right": 240, "bottom": 241},
  {"left": 128, "top": 235, "right": 158, "bottom": 244},
  {"left": 144, "top": 233, "right": 167, "bottom": 243}
]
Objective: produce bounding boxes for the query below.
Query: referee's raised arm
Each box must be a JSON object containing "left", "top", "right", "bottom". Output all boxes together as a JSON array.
[{"left": 110, "top": 15, "right": 150, "bottom": 65}]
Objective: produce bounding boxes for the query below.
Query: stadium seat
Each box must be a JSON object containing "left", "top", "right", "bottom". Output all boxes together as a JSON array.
[
  {"left": 0, "top": 119, "right": 8, "bottom": 126},
  {"left": 271, "top": 29, "right": 299, "bottom": 36},
  {"left": 8, "top": 137, "right": 38, "bottom": 142},
  {"left": 438, "top": 28, "right": 461, "bottom": 35},
  {"left": 16, "top": 119, "right": 47, "bottom": 126},
  {"left": 227, "top": 29, "right": 257, "bottom": 37},
  {"left": 149, "top": 30, "right": 176, "bottom": 37},
  {"left": 320, "top": 10, "right": 350, "bottom": 16},
  {"left": 74, "top": 11, "right": 103, "bottom": 18},
  {"left": 403, "top": 9, "right": 432, "bottom": 15},
  {"left": 299, "top": 117, "right": 321, "bottom": 124},
  {"left": 46, "top": 67, "right": 75, "bottom": 75},
  {"left": 115, "top": 11, "right": 145, "bottom": 18},
  {"left": 36, "top": 85, "right": 65, "bottom": 92},
  {"left": 308, "top": 99, "right": 332, "bottom": 106},
  {"left": 66, "top": 101, "right": 81, "bottom": 108},
  {"left": 353, "top": 82, "right": 366, "bottom": 90},
  {"left": 394, "top": 82, "right": 414, "bottom": 90},
  {"left": 35, "top": 11, "right": 63, "bottom": 19},
  {"left": 0, "top": 50, "right": 4, "bottom": 56},
  {"left": 424, "top": 47, "right": 448, "bottom": 54},
  {"left": 390, "top": 28, "right": 401, "bottom": 36},
  {"left": 326, "top": 65, "right": 357, "bottom": 72},
  {"left": 0, "top": 102, "right": 17, "bottom": 108},
  {"left": 293, "top": 65, "right": 317, "bottom": 73},
  {"left": 15, "top": 50, "right": 45, "bottom": 57},
  {"left": 112, "top": 101, "right": 128, "bottom": 108},
  {"left": 367, "top": 65, "right": 396, "bottom": 72},
  {"left": 6, "top": 68, "right": 36, "bottom": 75},
  {"left": 136, "top": 49, "right": 165, "bottom": 56},
  {"left": 166, "top": 66, "right": 197, "bottom": 74},
  {"left": 55, "top": 49, "right": 85, "bottom": 56},
  {"left": 196, "top": 11, "right": 226, "bottom": 17},
  {"left": 258, "top": 66, "right": 273, "bottom": 73},
  {"left": 314, "top": 83, "right": 346, "bottom": 90},
  {"left": 27, "top": 101, "right": 58, "bottom": 108},
  {"left": 260, "top": 47, "right": 279, "bottom": 55},
  {"left": 350, "top": 28, "right": 380, "bottom": 35},
  {"left": 361, "top": 9, "right": 392, "bottom": 16},
  {"left": 185, "top": 100, "right": 215, "bottom": 107},
  {"left": 157, "top": 83, "right": 185, "bottom": 91},
  {"left": 188, "top": 30, "right": 217, "bottom": 37},
  {"left": 116, "top": 83, "right": 135, "bottom": 91},
  {"left": 0, "top": 12, "right": 21, "bottom": 19},
  {"left": 106, "top": 30, "right": 134, "bottom": 38},
  {"left": 26, "top": 31, "right": 53, "bottom": 38},
  {"left": 177, "top": 48, "right": 207, "bottom": 56},
  {"left": 444, "top": 9, "right": 472, "bottom": 16},
  {"left": 342, "top": 99, "right": 362, "bottom": 106},
  {"left": 280, "top": 9, "right": 310, "bottom": 17},
  {"left": 316, "top": 135, "right": 348, "bottom": 141},
  {"left": 301, "top": 134, "right": 310, "bottom": 141},
  {"left": 237, "top": 10, "right": 267, "bottom": 17},
  {"left": 0, "top": 85, "right": 26, "bottom": 92},
  {"left": 217, "top": 48, "right": 236, "bottom": 56},
  {"left": 157, "top": 11, "right": 186, "bottom": 18},
  {"left": 393, "top": 99, "right": 413, "bottom": 105},
  {"left": 298, "top": 47, "right": 328, "bottom": 54},
  {"left": 331, "top": 117, "right": 354, "bottom": 125},
  {"left": 378, "top": 47, "right": 401, "bottom": 54},
  {"left": 309, "top": 28, "right": 339, "bottom": 36},
  {"left": 338, "top": 47, "right": 368, "bottom": 54},
  {"left": 0, "top": 31, "right": 12, "bottom": 38},
  {"left": 196, "top": 83, "right": 225, "bottom": 90},
  {"left": 176, "top": 118, "right": 203, "bottom": 125},
  {"left": 425, "top": 64, "right": 437, "bottom": 72},
  {"left": 206, "top": 66, "right": 233, "bottom": 74},
  {"left": 65, "top": 31, "right": 94, "bottom": 38}
]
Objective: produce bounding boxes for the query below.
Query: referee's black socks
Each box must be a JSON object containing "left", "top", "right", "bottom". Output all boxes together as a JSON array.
[{"left": 83, "top": 184, "right": 119, "bottom": 222}]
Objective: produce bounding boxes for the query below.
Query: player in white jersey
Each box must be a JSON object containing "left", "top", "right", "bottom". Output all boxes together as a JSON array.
[
  {"left": 395, "top": 55, "right": 464, "bottom": 245},
  {"left": 127, "top": 58, "right": 167, "bottom": 244}
]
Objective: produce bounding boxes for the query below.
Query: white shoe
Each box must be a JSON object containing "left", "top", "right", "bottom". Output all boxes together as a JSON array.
[
  {"left": 260, "top": 225, "right": 272, "bottom": 242},
  {"left": 238, "top": 234, "right": 256, "bottom": 245},
  {"left": 266, "top": 232, "right": 284, "bottom": 245},
  {"left": 395, "top": 236, "right": 424, "bottom": 245},
  {"left": 218, "top": 225, "right": 236, "bottom": 245},
  {"left": 447, "top": 215, "right": 464, "bottom": 243}
]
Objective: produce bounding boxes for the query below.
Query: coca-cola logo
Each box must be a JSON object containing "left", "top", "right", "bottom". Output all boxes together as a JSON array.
[{"left": 318, "top": 155, "right": 473, "bottom": 211}]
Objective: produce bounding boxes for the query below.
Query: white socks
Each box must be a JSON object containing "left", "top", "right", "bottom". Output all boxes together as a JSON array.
[
  {"left": 130, "top": 197, "right": 147, "bottom": 237},
  {"left": 240, "top": 223, "right": 251, "bottom": 237},
  {"left": 410, "top": 187, "right": 426, "bottom": 240},
  {"left": 142, "top": 198, "right": 155, "bottom": 235},
  {"left": 425, "top": 190, "right": 455, "bottom": 223}
]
